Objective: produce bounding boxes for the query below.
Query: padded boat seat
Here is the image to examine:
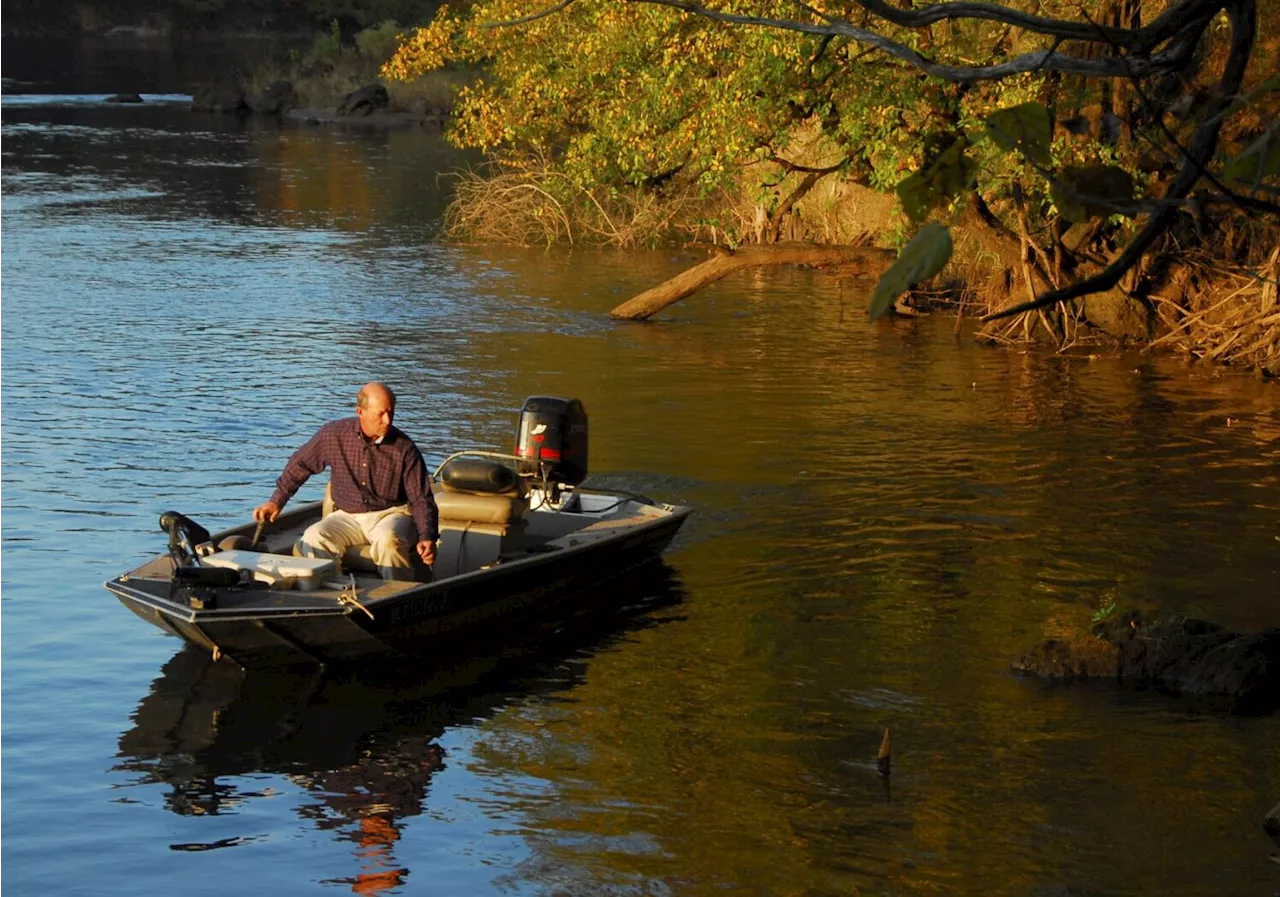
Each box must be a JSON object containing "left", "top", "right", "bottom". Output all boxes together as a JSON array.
[
  {"left": 316, "top": 484, "right": 434, "bottom": 580},
  {"left": 434, "top": 489, "right": 524, "bottom": 525},
  {"left": 434, "top": 483, "right": 527, "bottom": 579}
]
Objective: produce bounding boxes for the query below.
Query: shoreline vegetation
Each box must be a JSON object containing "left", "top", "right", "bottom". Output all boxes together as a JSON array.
[
  {"left": 379, "top": 0, "right": 1279, "bottom": 375},
  {"left": 20, "top": 2, "right": 1278, "bottom": 376},
  {"left": 178, "top": 20, "right": 467, "bottom": 126}
]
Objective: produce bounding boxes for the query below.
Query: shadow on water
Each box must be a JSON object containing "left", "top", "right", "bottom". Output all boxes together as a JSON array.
[{"left": 113, "top": 562, "right": 687, "bottom": 888}]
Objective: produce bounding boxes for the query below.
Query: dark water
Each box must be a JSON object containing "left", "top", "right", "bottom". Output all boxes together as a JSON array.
[{"left": 4, "top": 54, "right": 1280, "bottom": 897}]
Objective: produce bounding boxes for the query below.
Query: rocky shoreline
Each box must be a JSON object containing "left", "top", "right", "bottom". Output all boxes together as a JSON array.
[
  {"left": 1013, "top": 609, "right": 1280, "bottom": 714},
  {"left": 188, "top": 78, "right": 448, "bottom": 129}
]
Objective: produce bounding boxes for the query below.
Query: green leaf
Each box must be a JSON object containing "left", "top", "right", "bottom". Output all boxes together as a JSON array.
[
  {"left": 1092, "top": 601, "right": 1118, "bottom": 624},
  {"left": 1223, "top": 125, "right": 1280, "bottom": 187},
  {"left": 895, "top": 137, "right": 977, "bottom": 222},
  {"left": 868, "top": 223, "right": 953, "bottom": 321},
  {"left": 896, "top": 171, "right": 934, "bottom": 222},
  {"left": 1050, "top": 165, "right": 1135, "bottom": 223},
  {"left": 985, "top": 102, "right": 1052, "bottom": 167},
  {"left": 1049, "top": 181, "right": 1091, "bottom": 224},
  {"left": 932, "top": 139, "right": 977, "bottom": 198}
]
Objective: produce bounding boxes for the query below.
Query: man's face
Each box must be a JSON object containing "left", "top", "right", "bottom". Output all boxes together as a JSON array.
[{"left": 357, "top": 391, "right": 394, "bottom": 440}]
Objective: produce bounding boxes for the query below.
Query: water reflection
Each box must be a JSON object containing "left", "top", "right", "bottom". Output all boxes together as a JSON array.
[{"left": 113, "top": 564, "right": 687, "bottom": 893}]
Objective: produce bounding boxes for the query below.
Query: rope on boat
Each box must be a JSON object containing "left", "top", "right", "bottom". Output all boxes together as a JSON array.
[{"left": 338, "top": 573, "right": 375, "bottom": 620}]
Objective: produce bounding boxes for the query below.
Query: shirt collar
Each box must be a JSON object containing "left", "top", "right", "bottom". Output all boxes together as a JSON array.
[{"left": 354, "top": 417, "right": 387, "bottom": 445}]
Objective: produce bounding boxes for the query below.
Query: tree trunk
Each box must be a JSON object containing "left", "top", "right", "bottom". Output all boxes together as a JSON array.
[{"left": 609, "top": 242, "right": 896, "bottom": 320}]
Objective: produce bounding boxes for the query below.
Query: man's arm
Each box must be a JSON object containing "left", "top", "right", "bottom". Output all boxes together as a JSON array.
[
  {"left": 403, "top": 447, "right": 439, "bottom": 564},
  {"left": 255, "top": 426, "right": 331, "bottom": 523}
]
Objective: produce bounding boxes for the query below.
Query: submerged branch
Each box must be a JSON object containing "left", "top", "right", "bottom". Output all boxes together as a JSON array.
[{"left": 610, "top": 243, "right": 895, "bottom": 319}]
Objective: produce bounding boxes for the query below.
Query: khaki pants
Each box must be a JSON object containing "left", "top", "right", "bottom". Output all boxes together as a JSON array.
[{"left": 297, "top": 504, "right": 420, "bottom": 580}]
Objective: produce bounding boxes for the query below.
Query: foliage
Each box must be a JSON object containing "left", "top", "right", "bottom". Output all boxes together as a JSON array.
[
  {"left": 867, "top": 223, "right": 953, "bottom": 321},
  {"left": 354, "top": 18, "right": 402, "bottom": 60},
  {"left": 256, "top": 18, "right": 464, "bottom": 111},
  {"left": 305, "top": 18, "right": 344, "bottom": 66},
  {"left": 384, "top": 0, "right": 937, "bottom": 196},
  {"left": 383, "top": 0, "right": 1279, "bottom": 327}
]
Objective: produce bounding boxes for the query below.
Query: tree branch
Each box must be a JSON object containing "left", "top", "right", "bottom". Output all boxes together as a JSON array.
[
  {"left": 480, "top": 0, "right": 578, "bottom": 28},
  {"left": 986, "top": 0, "right": 1259, "bottom": 321},
  {"left": 630, "top": 0, "right": 1198, "bottom": 83}
]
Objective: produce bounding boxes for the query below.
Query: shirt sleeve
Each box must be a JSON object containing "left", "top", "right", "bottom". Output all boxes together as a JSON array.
[
  {"left": 269, "top": 425, "right": 331, "bottom": 509},
  {"left": 403, "top": 447, "right": 439, "bottom": 543}
]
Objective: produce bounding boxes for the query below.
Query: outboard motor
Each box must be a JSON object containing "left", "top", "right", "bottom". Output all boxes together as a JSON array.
[{"left": 515, "top": 396, "right": 588, "bottom": 487}]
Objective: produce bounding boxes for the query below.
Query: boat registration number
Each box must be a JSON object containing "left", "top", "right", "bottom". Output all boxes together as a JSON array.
[{"left": 389, "top": 591, "right": 450, "bottom": 624}]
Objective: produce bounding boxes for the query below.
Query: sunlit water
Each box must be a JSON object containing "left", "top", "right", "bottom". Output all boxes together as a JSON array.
[{"left": 3, "top": 58, "right": 1280, "bottom": 897}]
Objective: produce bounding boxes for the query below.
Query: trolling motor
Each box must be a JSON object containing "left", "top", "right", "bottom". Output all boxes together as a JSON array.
[
  {"left": 159, "top": 511, "right": 211, "bottom": 567},
  {"left": 159, "top": 511, "right": 239, "bottom": 607}
]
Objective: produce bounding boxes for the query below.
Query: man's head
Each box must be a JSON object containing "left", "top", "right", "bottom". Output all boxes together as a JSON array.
[{"left": 356, "top": 382, "right": 396, "bottom": 440}]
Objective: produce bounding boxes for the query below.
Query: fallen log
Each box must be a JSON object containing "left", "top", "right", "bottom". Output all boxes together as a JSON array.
[{"left": 609, "top": 242, "right": 896, "bottom": 320}]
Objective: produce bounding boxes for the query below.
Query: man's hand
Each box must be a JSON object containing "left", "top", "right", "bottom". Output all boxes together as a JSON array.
[
  {"left": 254, "top": 500, "right": 281, "bottom": 524},
  {"left": 416, "top": 539, "right": 437, "bottom": 567}
]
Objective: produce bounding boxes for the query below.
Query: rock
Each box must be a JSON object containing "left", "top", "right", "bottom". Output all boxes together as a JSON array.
[
  {"left": 106, "top": 93, "right": 144, "bottom": 104},
  {"left": 192, "top": 82, "right": 247, "bottom": 114},
  {"left": 1014, "top": 610, "right": 1280, "bottom": 713},
  {"left": 1083, "top": 288, "right": 1154, "bottom": 340},
  {"left": 338, "top": 83, "right": 389, "bottom": 116},
  {"left": 1265, "top": 802, "right": 1280, "bottom": 848},
  {"left": 246, "top": 80, "right": 296, "bottom": 115},
  {"left": 408, "top": 95, "right": 450, "bottom": 118},
  {"left": 1012, "top": 636, "right": 1119, "bottom": 679}
]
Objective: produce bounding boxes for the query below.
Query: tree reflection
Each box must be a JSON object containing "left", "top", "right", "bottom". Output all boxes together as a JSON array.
[{"left": 113, "top": 563, "right": 687, "bottom": 892}]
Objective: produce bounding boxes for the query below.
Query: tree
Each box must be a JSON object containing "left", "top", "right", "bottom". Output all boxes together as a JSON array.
[{"left": 385, "top": 1, "right": 1278, "bottom": 324}]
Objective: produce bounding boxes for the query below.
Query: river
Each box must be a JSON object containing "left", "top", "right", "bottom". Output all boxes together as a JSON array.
[{"left": 3, "top": 40, "right": 1279, "bottom": 897}]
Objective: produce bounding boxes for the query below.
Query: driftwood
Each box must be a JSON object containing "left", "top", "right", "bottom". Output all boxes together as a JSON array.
[{"left": 609, "top": 242, "right": 896, "bottom": 320}]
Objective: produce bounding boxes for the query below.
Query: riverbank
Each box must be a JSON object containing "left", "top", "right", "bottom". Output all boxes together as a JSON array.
[
  {"left": 0, "top": 0, "right": 432, "bottom": 40},
  {"left": 284, "top": 106, "right": 445, "bottom": 128},
  {"left": 1, "top": 9, "right": 452, "bottom": 115}
]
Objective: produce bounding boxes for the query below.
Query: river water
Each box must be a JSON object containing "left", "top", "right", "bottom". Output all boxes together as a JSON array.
[{"left": 3, "top": 43, "right": 1280, "bottom": 897}]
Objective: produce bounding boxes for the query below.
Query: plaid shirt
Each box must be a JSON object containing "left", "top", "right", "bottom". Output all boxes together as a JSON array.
[{"left": 270, "top": 417, "right": 439, "bottom": 542}]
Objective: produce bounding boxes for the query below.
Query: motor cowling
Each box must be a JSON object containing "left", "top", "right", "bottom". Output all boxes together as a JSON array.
[{"left": 515, "top": 396, "right": 588, "bottom": 486}]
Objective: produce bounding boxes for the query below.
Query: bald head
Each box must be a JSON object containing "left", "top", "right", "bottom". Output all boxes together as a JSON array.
[
  {"left": 356, "top": 382, "right": 396, "bottom": 440},
  {"left": 357, "top": 382, "right": 395, "bottom": 411}
]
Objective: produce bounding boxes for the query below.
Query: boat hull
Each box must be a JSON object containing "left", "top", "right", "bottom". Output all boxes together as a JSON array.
[{"left": 107, "top": 506, "right": 689, "bottom": 667}]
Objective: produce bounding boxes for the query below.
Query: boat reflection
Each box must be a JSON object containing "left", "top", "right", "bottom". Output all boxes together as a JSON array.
[{"left": 113, "top": 562, "right": 688, "bottom": 893}]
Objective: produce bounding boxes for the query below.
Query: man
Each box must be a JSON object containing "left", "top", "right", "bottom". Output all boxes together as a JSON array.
[{"left": 254, "top": 382, "right": 439, "bottom": 580}]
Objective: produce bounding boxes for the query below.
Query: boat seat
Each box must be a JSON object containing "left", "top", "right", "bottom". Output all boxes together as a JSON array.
[
  {"left": 433, "top": 484, "right": 527, "bottom": 579},
  {"left": 314, "top": 481, "right": 526, "bottom": 579},
  {"left": 313, "top": 483, "right": 434, "bottom": 581}
]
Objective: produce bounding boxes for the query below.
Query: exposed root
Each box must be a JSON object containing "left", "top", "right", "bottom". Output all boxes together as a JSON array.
[{"left": 1147, "top": 245, "right": 1280, "bottom": 375}]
